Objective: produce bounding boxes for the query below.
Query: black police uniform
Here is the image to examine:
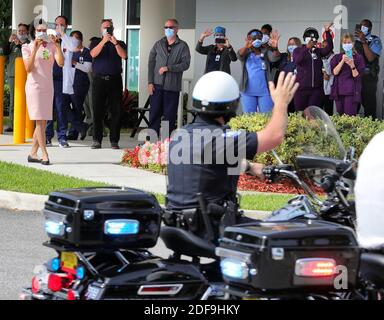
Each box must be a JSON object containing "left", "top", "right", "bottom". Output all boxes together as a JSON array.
[{"left": 167, "top": 115, "right": 258, "bottom": 211}]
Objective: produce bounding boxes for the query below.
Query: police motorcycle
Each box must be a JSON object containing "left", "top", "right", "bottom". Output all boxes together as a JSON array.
[
  {"left": 20, "top": 72, "right": 256, "bottom": 301},
  {"left": 216, "top": 106, "right": 363, "bottom": 300},
  {"left": 264, "top": 106, "right": 357, "bottom": 230}
]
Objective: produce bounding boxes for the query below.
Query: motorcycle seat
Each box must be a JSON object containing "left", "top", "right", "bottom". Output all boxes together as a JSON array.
[
  {"left": 360, "top": 253, "right": 384, "bottom": 286},
  {"left": 160, "top": 226, "right": 217, "bottom": 259}
]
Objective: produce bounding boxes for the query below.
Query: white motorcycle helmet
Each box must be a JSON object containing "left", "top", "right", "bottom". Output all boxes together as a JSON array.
[{"left": 192, "top": 71, "right": 240, "bottom": 117}]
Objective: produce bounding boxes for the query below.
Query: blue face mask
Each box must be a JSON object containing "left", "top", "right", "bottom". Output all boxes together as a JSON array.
[
  {"left": 165, "top": 28, "right": 175, "bottom": 38},
  {"left": 361, "top": 26, "right": 370, "bottom": 36},
  {"left": 343, "top": 43, "right": 354, "bottom": 53},
  {"left": 288, "top": 45, "right": 298, "bottom": 54},
  {"left": 252, "top": 39, "right": 263, "bottom": 48}
]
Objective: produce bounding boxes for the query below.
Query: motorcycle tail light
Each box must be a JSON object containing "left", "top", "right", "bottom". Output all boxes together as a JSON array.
[
  {"left": 67, "top": 290, "right": 76, "bottom": 300},
  {"left": 295, "top": 258, "right": 337, "bottom": 277},
  {"left": 138, "top": 284, "right": 183, "bottom": 296},
  {"left": 31, "top": 277, "right": 40, "bottom": 294},
  {"left": 48, "top": 274, "right": 73, "bottom": 292}
]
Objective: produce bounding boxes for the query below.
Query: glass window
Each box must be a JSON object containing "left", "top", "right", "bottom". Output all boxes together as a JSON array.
[
  {"left": 126, "top": 29, "right": 140, "bottom": 92},
  {"left": 61, "top": 0, "right": 73, "bottom": 26},
  {"left": 127, "top": 0, "right": 141, "bottom": 26}
]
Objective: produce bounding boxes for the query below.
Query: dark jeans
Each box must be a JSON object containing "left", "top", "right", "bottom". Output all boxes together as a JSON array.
[
  {"left": 149, "top": 85, "right": 180, "bottom": 137},
  {"left": 93, "top": 75, "right": 122, "bottom": 144},
  {"left": 46, "top": 80, "right": 70, "bottom": 143},
  {"left": 68, "top": 84, "right": 90, "bottom": 137},
  {"left": 322, "top": 95, "right": 334, "bottom": 116},
  {"left": 360, "top": 74, "right": 378, "bottom": 119}
]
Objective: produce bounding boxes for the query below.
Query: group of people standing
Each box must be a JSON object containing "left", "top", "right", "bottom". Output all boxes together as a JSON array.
[
  {"left": 196, "top": 19, "right": 383, "bottom": 119},
  {"left": 5, "top": 16, "right": 127, "bottom": 165}
]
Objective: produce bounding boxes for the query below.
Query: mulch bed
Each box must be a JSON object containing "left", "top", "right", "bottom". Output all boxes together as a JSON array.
[{"left": 238, "top": 174, "right": 325, "bottom": 195}]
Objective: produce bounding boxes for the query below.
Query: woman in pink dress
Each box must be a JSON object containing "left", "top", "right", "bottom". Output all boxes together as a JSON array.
[{"left": 22, "top": 19, "right": 64, "bottom": 165}]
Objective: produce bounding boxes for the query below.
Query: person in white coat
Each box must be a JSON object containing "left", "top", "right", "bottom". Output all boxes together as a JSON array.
[
  {"left": 45, "top": 15, "right": 80, "bottom": 148},
  {"left": 355, "top": 131, "right": 384, "bottom": 249}
]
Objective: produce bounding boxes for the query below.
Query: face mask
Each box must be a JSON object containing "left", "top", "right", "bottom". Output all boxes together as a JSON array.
[
  {"left": 165, "top": 28, "right": 175, "bottom": 38},
  {"left": 288, "top": 45, "right": 298, "bottom": 54},
  {"left": 17, "top": 34, "right": 28, "bottom": 42},
  {"left": 262, "top": 34, "right": 270, "bottom": 44},
  {"left": 342, "top": 43, "right": 354, "bottom": 53},
  {"left": 73, "top": 38, "right": 81, "bottom": 47},
  {"left": 361, "top": 26, "right": 370, "bottom": 36},
  {"left": 252, "top": 39, "right": 263, "bottom": 48},
  {"left": 304, "top": 37, "right": 311, "bottom": 45}
]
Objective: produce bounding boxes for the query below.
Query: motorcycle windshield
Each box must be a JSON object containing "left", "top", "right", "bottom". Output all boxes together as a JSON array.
[{"left": 301, "top": 106, "right": 346, "bottom": 160}]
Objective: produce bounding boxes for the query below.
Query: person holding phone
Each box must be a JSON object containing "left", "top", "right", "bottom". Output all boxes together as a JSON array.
[
  {"left": 3, "top": 23, "right": 30, "bottom": 133},
  {"left": 354, "top": 19, "right": 383, "bottom": 119},
  {"left": 330, "top": 34, "right": 365, "bottom": 116},
  {"left": 196, "top": 26, "right": 237, "bottom": 75},
  {"left": 45, "top": 15, "right": 80, "bottom": 149},
  {"left": 22, "top": 19, "right": 64, "bottom": 165},
  {"left": 90, "top": 19, "right": 127, "bottom": 150},
  {"left": 293, "top": 24, "right": 334, "bottom": 111},
  {"left": 238, "top": 29, "right": 281, "bottom": 114}
]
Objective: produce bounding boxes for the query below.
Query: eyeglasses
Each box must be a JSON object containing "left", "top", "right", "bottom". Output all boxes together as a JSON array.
[{"left": 164, "top": 26, "right": 176, "bottom": 30}]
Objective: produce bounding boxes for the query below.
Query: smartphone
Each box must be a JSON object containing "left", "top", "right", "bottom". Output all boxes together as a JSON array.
[
  {"left": 355, "top": 24, "right": 362, "bottom": 32},
  {"left": 347, "top": 50, "right": 353, "bottom": 59},
  {"left": 107, "top": 26, "right": 114, "bottom": 35},
  {"left": 47, "top": 22, "right": 56, "bottom": 30}
]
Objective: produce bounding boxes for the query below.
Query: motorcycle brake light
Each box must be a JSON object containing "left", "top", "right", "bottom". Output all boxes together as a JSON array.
[
  {"left": 31, "top": 277, "right": 40, "bottom": 294},
  {"left": 48, "top": 274, "right": 73, "bottom": 292},
  {"left": 138, "top": 284, "right": 183, "bottom": 296},
  {"left": 295, "top": 258, "right": 337, "bottom": 277}
]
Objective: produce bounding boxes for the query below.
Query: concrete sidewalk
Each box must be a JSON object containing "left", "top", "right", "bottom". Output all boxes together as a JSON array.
[{"left": 0, "top": 133, "right": 167, "bottom": 194}]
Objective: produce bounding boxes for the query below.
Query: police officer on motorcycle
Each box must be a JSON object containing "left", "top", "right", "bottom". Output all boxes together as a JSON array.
[{"left": 165, "top": 71, "right": 299, "bottom": 240}]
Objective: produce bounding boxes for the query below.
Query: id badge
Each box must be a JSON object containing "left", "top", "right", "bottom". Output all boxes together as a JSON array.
[
  {"left": 215, "top": 55, "right": 221, "bottom": 62},
  {"left": 311, "top": 53, "right": 318, "bottom": 60}
]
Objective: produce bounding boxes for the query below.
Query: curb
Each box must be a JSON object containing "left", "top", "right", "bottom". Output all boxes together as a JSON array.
[
  {"left": 0, "top": 190, "right": 46, "bottom": 212},
  {"left": 0, "top": 190, "right": 272, "bottom": 219}
]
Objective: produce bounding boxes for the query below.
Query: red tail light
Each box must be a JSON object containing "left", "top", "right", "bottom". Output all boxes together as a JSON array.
[
  {"left": 138, "top": 284, "right": 183, "bottom": 296},
  {"left": 31, "top": 277, "right": 40, "bottom": 294},
  {"left": 48, "top": 274, "right": 73, "bottom": 292},
  {"left": 67, "top": 290, "right": 76, "bottom": 300},
  {"left": 295, "top": 258, "right": 337, "bottom": 277}
]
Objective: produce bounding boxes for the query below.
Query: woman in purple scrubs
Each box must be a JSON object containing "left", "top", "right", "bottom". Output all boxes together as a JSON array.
[{"left": 330, "top": 34, "right": 366, "bottom": 116}]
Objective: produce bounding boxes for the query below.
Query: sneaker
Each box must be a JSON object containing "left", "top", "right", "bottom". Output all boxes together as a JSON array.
[
  {"left": 46, "top": 139, "right": 53, "bottom": 147},
  {"left": 91, "top": 142, "right": 102, "bottom": 149},
  {"left": 4, "top": 127, "right": 13, "bottom": 133},
  {"left": 111, "top": 143, "right": 120, "bottom": 150},
  {"left": 59, "top": 141, "right": 70, "bottom": 148}
]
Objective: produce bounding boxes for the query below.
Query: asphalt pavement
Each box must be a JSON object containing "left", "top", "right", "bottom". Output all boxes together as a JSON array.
[{"left": 0, "top": 209, "right": 172, "bottom": 300}]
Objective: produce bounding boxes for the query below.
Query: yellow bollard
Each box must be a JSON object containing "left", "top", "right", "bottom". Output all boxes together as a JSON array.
[
  {"left": 0, "top": 55, "right": 5, "bottom": 134},
  {"left": 13, "top": 57, "right": 27, "bottom": 144}
]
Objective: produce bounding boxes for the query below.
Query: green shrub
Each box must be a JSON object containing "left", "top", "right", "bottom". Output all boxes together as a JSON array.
[{"left": 229, "top": 113, "right": 384, "bottom": 166}]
